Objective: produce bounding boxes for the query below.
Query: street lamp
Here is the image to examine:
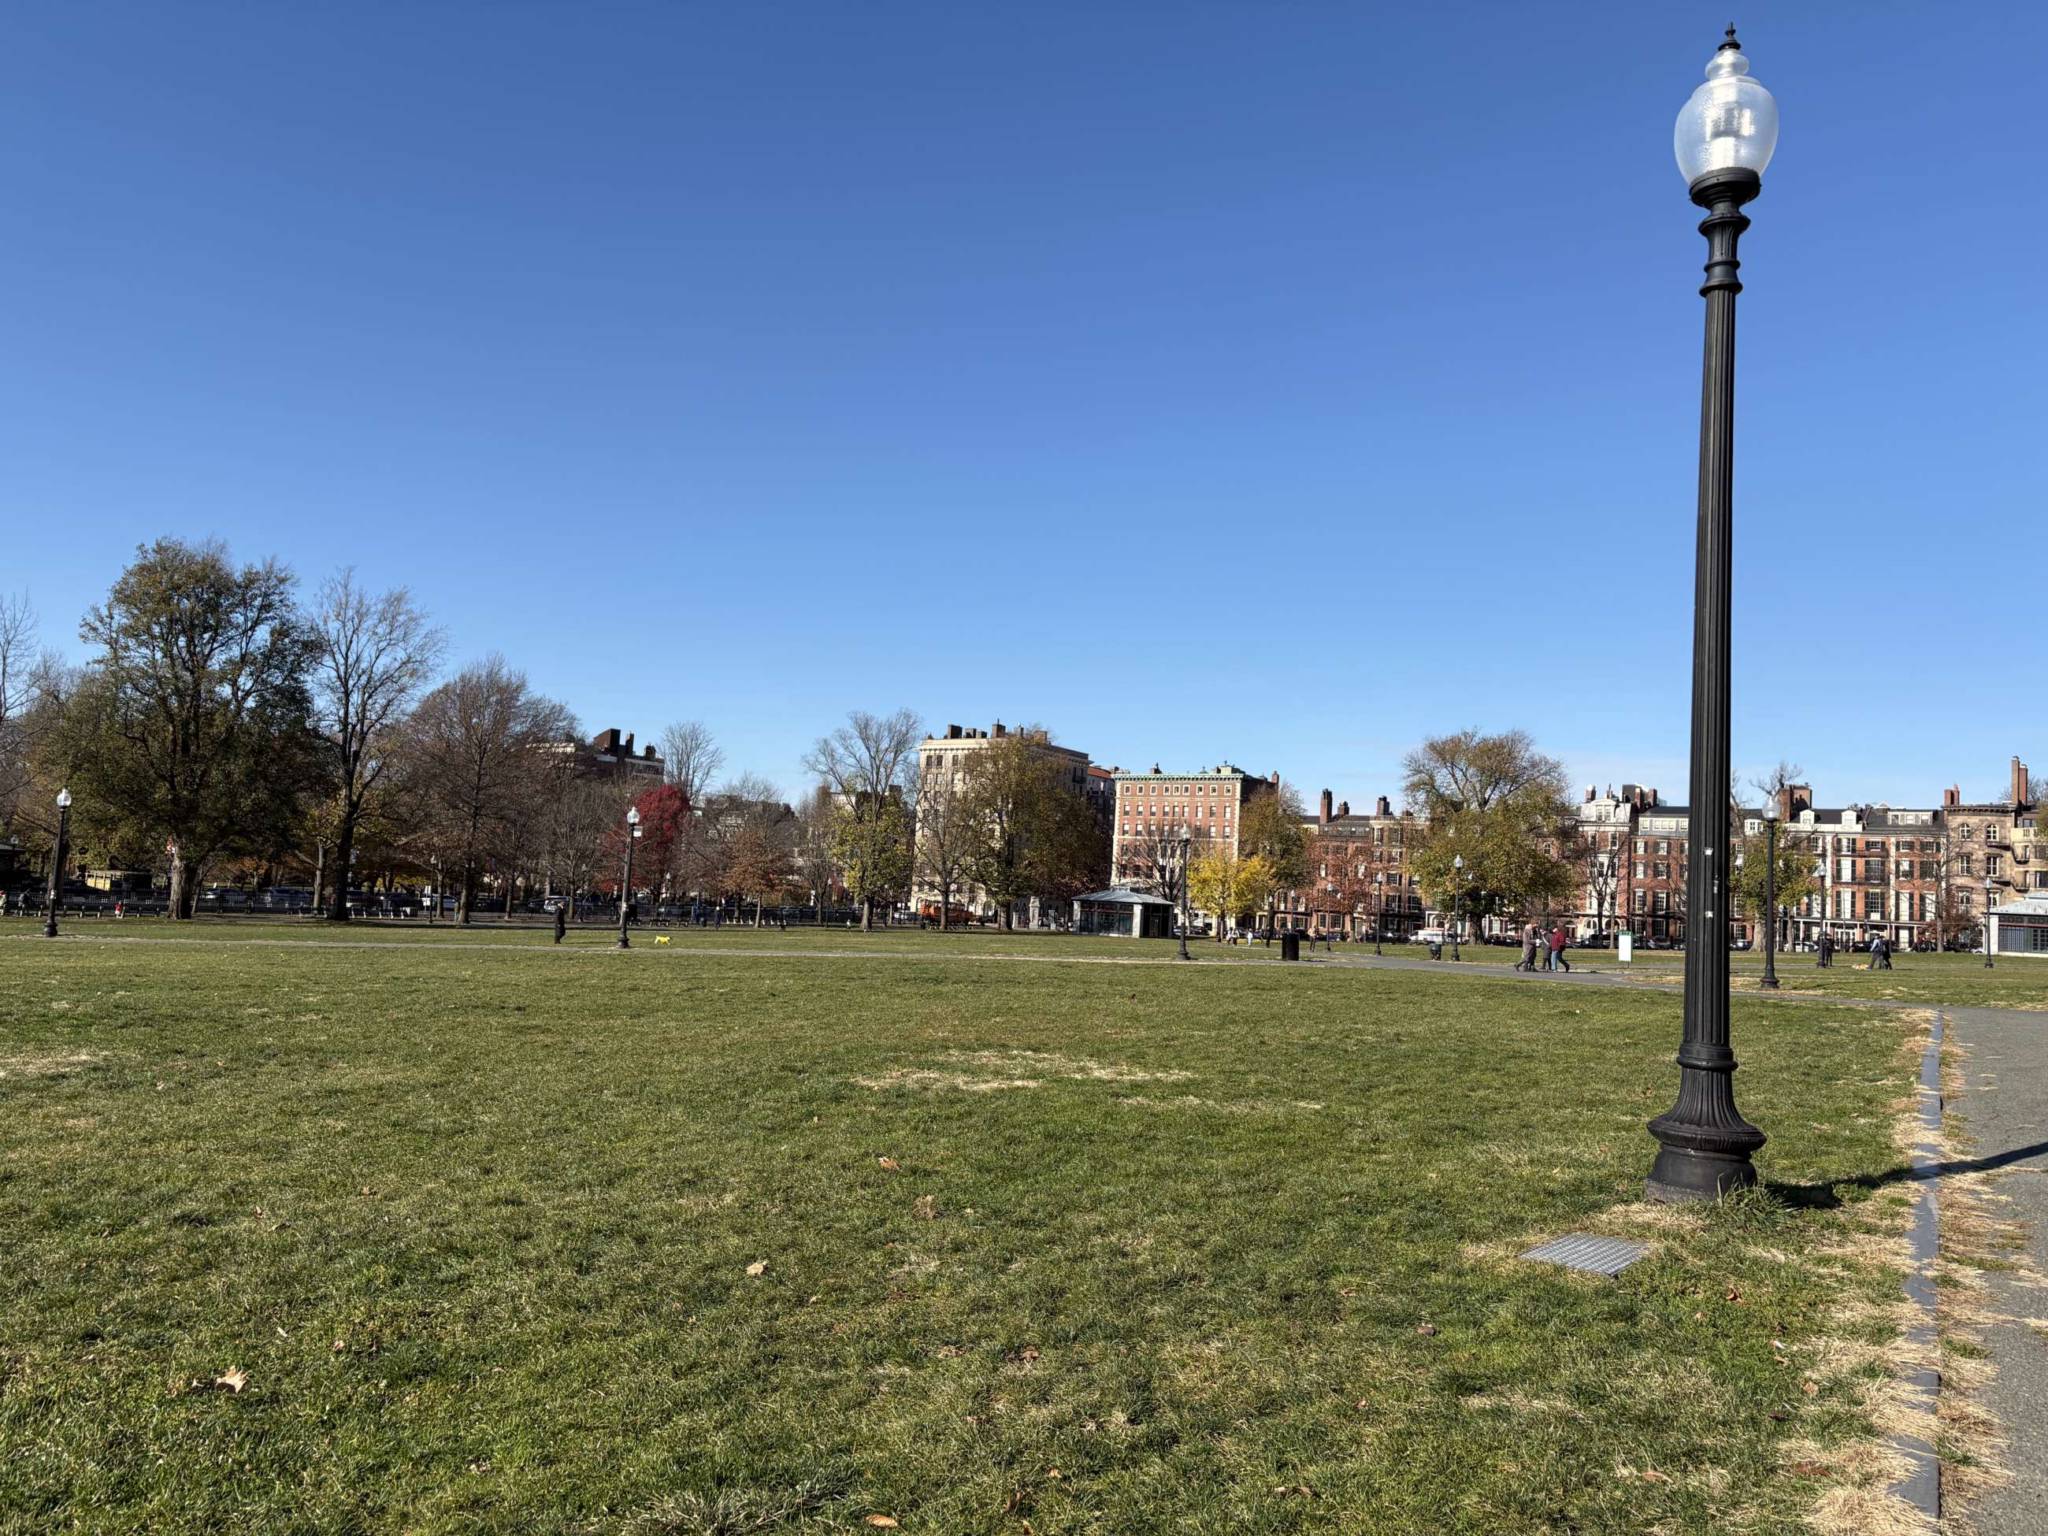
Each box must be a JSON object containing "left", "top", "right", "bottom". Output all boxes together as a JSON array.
[
  {"left": 1759, "top": 804, "right": 1780, "bottom": 989},
  {"left": 1647, "top": 26, "right": 1778, "bottom": 1203},
  {"left": 618, "top": 804, "right": 642, "bottom": 949},
  {"left": 1373, "top": 872, "right": 1385, "bottom": 956},
  {"left": 1985, "top": 879, "right": 1995, "bottom": 968},
  {"left": 1451, "top": 853, "right": 1464, "bottom": 962},
  {"left": 43, "top": 787, "right": 72, "bottom": 938},
  {"left": 1177, "top": 826, "right": 1192, "bottom": 962}
]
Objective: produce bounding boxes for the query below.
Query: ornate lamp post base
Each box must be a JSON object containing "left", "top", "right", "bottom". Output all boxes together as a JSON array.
[{"left": 1647, "top": 1044, "right": 1766, "bottom": 1201}]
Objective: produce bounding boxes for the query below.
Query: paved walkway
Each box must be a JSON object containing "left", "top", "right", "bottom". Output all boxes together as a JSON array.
[{"left": 1946, "top": 1006, "right": 2048, "bottom": 1535}]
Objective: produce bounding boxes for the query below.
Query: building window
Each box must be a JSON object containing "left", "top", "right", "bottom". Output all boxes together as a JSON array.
[
  {"left": 1959, "top": 824, "right": 1974, "bottom": 841},
  {"left": 1958, "top": 854, "right": 1974, "bottom": 877},
  {"left": 1987, "top": 855, "right": 2004, "bottom": 878}
]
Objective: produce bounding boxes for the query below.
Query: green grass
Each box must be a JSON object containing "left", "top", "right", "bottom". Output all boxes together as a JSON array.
[
  {"left": 1, "top": 928, "right": 1930, "bottom": 1533},
  {"left": 1562, "top": 946, "right": 2048, "bottom": 1011}
]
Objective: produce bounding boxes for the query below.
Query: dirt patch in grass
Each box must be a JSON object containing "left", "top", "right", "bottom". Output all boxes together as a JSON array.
[{"left": 0, "top": 1049, "right": 106, "bottom": 1079}]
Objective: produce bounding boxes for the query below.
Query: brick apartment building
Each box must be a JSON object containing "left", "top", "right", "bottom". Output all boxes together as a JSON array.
[
  {"left": 1286, "top": 791, "right": 1431, "bottom": 939},
  {"left": 1110, "top": 765, "right": 1275, "bottom": 915},
  {"left": 538, "top": 727, "right": 666, "bottom": 781}
]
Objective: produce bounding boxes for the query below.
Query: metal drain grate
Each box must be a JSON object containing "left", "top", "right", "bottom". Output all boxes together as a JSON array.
[{"left": 1518, "top": 1233, "right": 1649, "bottom": 1277}]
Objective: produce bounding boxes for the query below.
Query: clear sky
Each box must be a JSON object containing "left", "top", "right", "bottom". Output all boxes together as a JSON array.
[{"left": 4, "top": 3, "right": 2041, "bottom": 809}]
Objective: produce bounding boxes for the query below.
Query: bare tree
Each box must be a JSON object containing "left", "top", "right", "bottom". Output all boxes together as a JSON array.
[
  {"left": 0, "top": 593, "right": 47, "bottom": 838},
  {"left": 712, "top": 775, "right": 797, "bottom": 926},
  {"left": 660, "top": 720, "right": 724, "bottom": 808},
  {"left": 803, "top": 708, "right": 921, "bottom": 929},
  {"left": 913, "top": 755, "right": 977, "bottom": 927},
  {"left": 309, "top": 571, "right": 444, "bottom": 921},
  {"left": 399, "top": 657, "right": 573, "bottom": 924},
  {"left": 791, "top": 784, "right": 840, "bottom": 922}
]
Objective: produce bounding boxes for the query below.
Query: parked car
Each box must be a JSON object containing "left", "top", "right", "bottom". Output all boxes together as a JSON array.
[{"left": 1411, "top": 927, "right": 1450, "bottom": 946}]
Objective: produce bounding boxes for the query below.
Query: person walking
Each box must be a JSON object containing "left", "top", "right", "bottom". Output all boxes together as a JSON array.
[
  {"left": 1818, "top": 928, "right": 1833, "bottom": 968},
  {"left": 553, "top": 901, "right": 567, "bottom": 944},
  {"left": 1548, "top": 923, "right": 1571, "bottom": 974},
  {"left": 1518, "top": 920, "right": 1539, "bottom": 972}
]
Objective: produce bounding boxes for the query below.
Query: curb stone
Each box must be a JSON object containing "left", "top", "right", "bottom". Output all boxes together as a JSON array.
[{"left": 1888, "top": 1008, "right": 1943, "bottom": 1520}]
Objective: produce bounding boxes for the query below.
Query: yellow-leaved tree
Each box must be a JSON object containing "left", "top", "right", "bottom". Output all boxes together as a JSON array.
[{"left": 1188, "top": 850, "right": 1277, "bottom": 941}]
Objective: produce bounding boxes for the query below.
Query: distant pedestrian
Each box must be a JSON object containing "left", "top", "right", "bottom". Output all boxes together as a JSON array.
[
  {"left": 1549, "top": 924, "right": 1571, "bottom": 974},
  {"left": 1518, "top": 922, "right": 1539, "bottom": 971},
  {"left": 553, "top": 903, "right": 567, "bottom": 944},
  {"left": 1817, "top": 929, "right": 1833, "bottom": 968},
  {"left": 1871, "top": 933, "right": 1891, "bottom": 970}
]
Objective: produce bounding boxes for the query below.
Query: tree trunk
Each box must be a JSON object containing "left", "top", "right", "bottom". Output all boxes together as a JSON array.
[
  {"left": 753, "top": 897, "right": 762, "bottom": 928},
  {"left": 312, "top": 843, "right": 326, "bottom": 920},
  {"left": 330, "top": 817, "right": 356, "bottom": 922},
  {"left": 458, "top": 865, "right": 474, "bottom": 926},
  {"left": 503, "top": 871, "right": 516, "bottom": 921},
  {"left": 168, "top": 853, "right": 190, "bottom": 921},
  {"left": 939, "top": 879, "right": 950, "bottom": 931},
  {"left": 861, "top": 896, "right": 873, "bottom": 932}
]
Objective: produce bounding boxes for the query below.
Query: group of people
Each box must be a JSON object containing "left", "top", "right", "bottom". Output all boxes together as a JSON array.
[
  {"left": 1814, "top": 930, "right": 1894, "bottom": 969},
  {"left": 1516, "top": 921, "right": 1572, "bottom": 974}
]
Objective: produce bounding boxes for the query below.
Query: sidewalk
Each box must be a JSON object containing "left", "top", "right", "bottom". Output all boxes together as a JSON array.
[{"left": 1946, "top": 1006, "right": 2048, "bottom": 1535}]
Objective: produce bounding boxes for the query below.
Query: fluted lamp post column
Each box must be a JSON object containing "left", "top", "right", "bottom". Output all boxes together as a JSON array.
[
  {"left": 1985, "top": 880, "right": 1995, "bottom": 969},
  {"left": 1759, "top": 803, "right": 1781, "bottom": 989},
  {"left": 1373, "top": 872, "right": 1384, "bottom": 956},
  {"left": 1647, "top": 26, "right": 1780, "bottom": 1203},
  {"left": 1177, "top": 827, "right": 1192, "bottom": 962},
  {"left": 1451, "top": 853, "right": 1464, "bottom": 962},
  {"left": 43, "top": 787, "right": 72, "bottom": 939},
  {"left": 618, "top": 804, "right": 641, "bottom": 950}
]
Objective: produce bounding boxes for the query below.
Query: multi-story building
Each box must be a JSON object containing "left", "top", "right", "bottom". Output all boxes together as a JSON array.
[
  {"left": 1110, "top": 764, "right": 1273, "bottom": 883},
  {"left": 912, "top": 722, "right": 1093, "bottom": 920},
  {"left": 538, "top": 727, "right": 666, "bottom": 781},
  {"left": 1288, "top": 791, "right": 1428, "bottom": 939}
]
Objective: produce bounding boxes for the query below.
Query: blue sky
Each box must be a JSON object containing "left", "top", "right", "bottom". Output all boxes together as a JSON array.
[{"left": 4, "top": 4, "right": 2041, "bottom": 808}]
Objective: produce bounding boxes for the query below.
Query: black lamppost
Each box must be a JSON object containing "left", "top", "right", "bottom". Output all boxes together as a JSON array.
[
  {"left": 1450, "top": 853, "right": 1464, "bottom": 962},
  {"left": 1759, "top": 803, "right": 1781, "bottom": 989},
  {"left": 43, "top": 787, "right": 72, "bottom": 938},
  {"left": 1646, "top": 27, "right": 1780, "bottom": 1203},
  {"left": 1177, "top": 826, "right": 1192, "bottom": 962},
  {"left": 1373, "top": 872, "right": 1385, "bottom": 956},
  {"left": 618, "top": 804, "right": 641, "bottom": 949},
  {"left": 1985, "top": 879, "right": 1995, "bottom": 968}
]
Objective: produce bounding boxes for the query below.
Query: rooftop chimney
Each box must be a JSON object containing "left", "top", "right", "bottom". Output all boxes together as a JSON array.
[
  {"left": 1375, "top": 795, "right": 1391, "bottom": 818},
  {"left": 622, "top": 732, "right": 635, "bottom": 756},
  {"left": 1319, "top": 789, "right": 1333, "bottom": 825},
  {"left": 947, "top": 723, "right": 962, "bottom": 739},
  {"left": 1585, "top": 784, "right": 1596, "bottom": 803},
  {"left": 1944, "top": 785, "right": 1961, "bottom": 809},
  {"left": 593, "top": 728, "right": 622, "bottom": 755},
  {"left": 1337, "top": 799, "right": 1350, "bottom": 817},
  {"left": 993, "top": 721, "right": 1006, "bottom": 738},
  {"left": 2013, "top": 756, "right": 2029, "bottom": 806}
]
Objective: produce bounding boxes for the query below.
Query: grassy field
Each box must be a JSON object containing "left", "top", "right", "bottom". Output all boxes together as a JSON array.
[{"left": 2, "top": 927, "right": 1934, "bottom": 1533}]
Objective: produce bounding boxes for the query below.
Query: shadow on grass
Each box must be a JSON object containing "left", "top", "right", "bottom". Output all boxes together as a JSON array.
[{"left": 1767, "top": 1137, "right": 2048, "bottom": 1209}]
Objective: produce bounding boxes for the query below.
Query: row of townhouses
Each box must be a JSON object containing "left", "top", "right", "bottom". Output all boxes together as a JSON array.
[{"left": 909, "top": 720, "right": 2044, "bottom": 954}]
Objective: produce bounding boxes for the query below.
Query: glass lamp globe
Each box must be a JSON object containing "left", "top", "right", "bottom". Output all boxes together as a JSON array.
[
  {"left": 57, "top": 787, "right": 72, "bottom": 809},
  {"left": 626, "top": 806, "right": 641, "bottom": 826},
  {"left": 1674, "top": 30, "right": 1778, "bottom": 184}
]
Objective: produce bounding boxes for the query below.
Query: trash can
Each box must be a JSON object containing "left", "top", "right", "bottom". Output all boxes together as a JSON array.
[{"left": 1280, "top": 931, "right": 1301, "bottom": 962}]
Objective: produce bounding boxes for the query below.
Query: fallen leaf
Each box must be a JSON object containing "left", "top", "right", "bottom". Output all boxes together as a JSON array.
[
  {"left": 1724, "top": 1287, "right": 1743, "bottom": 1304},
  {"left": 215, "top": 1367, "right": 249, "bottom": 1393},
  {"left": 1045, "top": 1468, "right": 1061, "bottom": 1480},
  {"left": 914, "top": 1195, "right": 939, "bottom": 1220},
  {"left": 1641, "top": 1469, "right": 1671, "bottom": 1484},
  {"left": 1415, "top": 1323, "right": 1438, "bottom": 1337},
  {"left": 1790, "top": 1459, "right": 1829, "bottom": 1477},
  {"left": 864, "top": 1518, "right": 899, "bottom": 1529},
  {"left": 1801, "top": 1380, "right": 1819, "bottom": 1396},
  {"left": 1767, "top": 1410, "right": 1791, "bottom": 1421},
  {"left": 1020, "top": 1346, "right": 1040, "bottom": 1362},
  {"left": 332, "top": 1339, "right": 347, "bottom": 1353},
  {"left": 878, "top": 1157, "right": 901, "bottom": 1172},
  {"left": 745, "top": 1260, "right": 768, "bottom": 1277}
]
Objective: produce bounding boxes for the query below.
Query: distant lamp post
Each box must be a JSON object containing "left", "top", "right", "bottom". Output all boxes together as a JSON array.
[
  {"left": 619, "top": 805, "right": 642, "bottom": 949},
  {"left": 1451, "top": 853, "right": 1465, "bottom": 962},
  {"left": 1177, "top": 827, "right": 1192, "bottom": 962},
  {"left": 1373, "top": 872, "right": 1385, "bottom": 956},
  {"left": 1647, "top": 25, "right": 1779, "bottom": 1203},
  {"left": 43, "top": 787, "right": 72, "bottom": 938},
  {"left": 1759, "top": 804, "right": 1781, "bottom": 989},
  {"left": 1982, "top": 876, "right": 1998, "bottom": 974}
]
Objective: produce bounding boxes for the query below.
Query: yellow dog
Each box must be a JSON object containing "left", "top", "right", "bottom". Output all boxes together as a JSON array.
[{"left": 654, "top": 935, "right": 671, "bottom": 946}]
